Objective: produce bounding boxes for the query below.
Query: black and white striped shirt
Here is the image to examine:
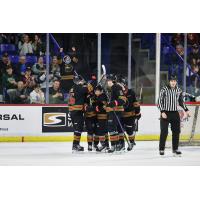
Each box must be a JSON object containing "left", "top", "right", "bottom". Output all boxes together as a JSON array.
[{"left": 158, "top": 85, "right": 188, "bottom": 112}]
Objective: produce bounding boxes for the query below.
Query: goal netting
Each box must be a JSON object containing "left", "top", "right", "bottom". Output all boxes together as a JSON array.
[{"left": 179, "top": 102, "right": 200, "bottom": 146}]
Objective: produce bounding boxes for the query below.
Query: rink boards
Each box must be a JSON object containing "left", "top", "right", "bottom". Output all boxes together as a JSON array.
[{"left": 0, "top": 104, "right": 199, "bottom": 142}]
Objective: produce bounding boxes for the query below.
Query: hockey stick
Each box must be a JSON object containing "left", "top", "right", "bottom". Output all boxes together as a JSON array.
[
  {"left": 113, "top": 111, "right": 131, "bottom": 148},
  {"left": 96, "top": 65, "right": 107, "bottom": 87},
  {"left": 133, "top": 85, "right": 143, "bottom": 133}
]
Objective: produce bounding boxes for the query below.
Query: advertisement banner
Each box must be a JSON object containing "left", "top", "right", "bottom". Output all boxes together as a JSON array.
[
  {"left": 0, "top": 105, "right": 198, "bottom": 136},
  {"left": 0, "top": 106, "right": 41, "bottom": 135}
]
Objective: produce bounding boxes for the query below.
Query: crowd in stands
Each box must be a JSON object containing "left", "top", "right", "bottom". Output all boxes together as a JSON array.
[
  {"left": 169, "top": 33, "right": 200, "bottom": 95},
  {"left": 0, "top": 33, "right": 79, "bottom": 104},
  {"left": 1, "top": 33, "right": 200, "bottom": 104}
]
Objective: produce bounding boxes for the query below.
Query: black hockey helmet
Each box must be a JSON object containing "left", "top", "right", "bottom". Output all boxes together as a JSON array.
[
  {"left": 107, "top": 74, "right": 117, "bottom": 82},
  {"left": 95, "top": 84, "right": 104, "bottom": 92},
  {"left": 117, "top": 75, "right": 128, "bottom": 86}
]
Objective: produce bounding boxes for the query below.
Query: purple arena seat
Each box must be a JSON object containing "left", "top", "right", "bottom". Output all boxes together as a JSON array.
[
  {"left": 9, "top": 55, "right": 19, "bottom": 64},
  {"left": 26, "top": 56, "right": 37, "bottom": 64},
  {"left": 0, "top": 44, "right": 16, "bottom": 53}
]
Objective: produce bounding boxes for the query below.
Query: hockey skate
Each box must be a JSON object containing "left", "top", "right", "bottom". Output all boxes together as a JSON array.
[
  {"left": 127, "top": 143, "right": 134, "bottom": 151},
  {"left": 96, "top": 142, "right": 107, "bottom": 152},
  {"left": 159, "top": 150, "right": 165, "bottom": 156},
  {"left": 72, "top": 144, "right": 84, "bottom": 153},
  {"left": 173, "top": 150, "right": 182, "bottom": 157},
  {"left": 93, "top": 144, "right": 98, "bottom": 151},
  {"left": 107, "top": 145, "right": 116, "bottom": 153},
  {"left": 116, "top": 143, "right": 126, "bottom": 152},
  {"left": 88, "top": 145, "right": 93, "bottom": 151}
]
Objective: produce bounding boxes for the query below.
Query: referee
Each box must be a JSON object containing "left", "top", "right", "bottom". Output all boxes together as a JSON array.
[{"left": 157, "top": 75, "right": 190, "bottom": 156}]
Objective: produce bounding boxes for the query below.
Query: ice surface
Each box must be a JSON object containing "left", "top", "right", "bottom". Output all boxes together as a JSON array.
[{"left": 0, "top": 141, "right": 199, "bottom": 166}]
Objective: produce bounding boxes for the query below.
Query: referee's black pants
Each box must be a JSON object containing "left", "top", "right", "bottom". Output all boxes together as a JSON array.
[{"left": 159, "top": 111, "right": 181, "bottom": 151}]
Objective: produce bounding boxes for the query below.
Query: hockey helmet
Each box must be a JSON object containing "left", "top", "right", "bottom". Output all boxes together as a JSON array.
[
  {"left": 63, "top": 55, "right": 71, "bottom": 65},
  {"left": 117, "top": 75, "right": 128, "bottom": 86},
  {"left": 107, "top": 74, "right": 117, "bottom": 82}
]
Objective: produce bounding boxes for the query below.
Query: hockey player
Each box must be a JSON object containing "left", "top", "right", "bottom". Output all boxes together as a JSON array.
[
  {"left": 118, "top": 76, "right": 141, "bottom": 151},
  {"left": 94, "top": 85, "right": 109, "bottom": 152},
  {"left": 106, "top": 74, "right": 127, "bottom": 153},
  {"left": 60, "top": 55, "right": 75, "bottom": 93},
  {"left": 69, "top": 75, "right": 93, "bottom": 152},
  {"left": 84, "top": 78, "right": 98, "bottom": 151}
]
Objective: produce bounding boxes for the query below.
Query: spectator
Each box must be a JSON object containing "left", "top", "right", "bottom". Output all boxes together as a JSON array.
[
  {"left": 37, "top": 69, "right": 54, "bottom": 92},
  {"left": 32, "top": 56, "right": 55, "bottom": 91},
  {"left": 188, "top": 44, "right": 200, "bottom": 66},
  {"left": 15, "top": 55, "right": 28, "bottom": 77},
  {"left": 30, "top": 84, "right": 45, "bottom": 104},
  {"left": 187, "top": 33, "right": 199, "bottom": 46},
  {"left": 11, "top": 81, "right": 29, "bottom": 104},
  {"left": 18, "top": 34, "right": 25, "bottom": 50},
  {"left": 0, "top": 34, "right": 9, "bottom": 43},
  {"left": 51, "top": 56, "right": 61, "bottom": 80},
  {"left": 49, "top": 80, "right": 64, "bottom": 104},
  {"left": 188, "top": 64, "right": 200, "bottom": 95},
  {"left": 19, "top": 34, "right": 33, "bottom": 56},
  {"left": 2, "top": 66, "right": 18, "bottom": 89},
  {"left": 2, "top": 66, "right": 18, "bottom": 102},
  {"left": 171, "top": 44, "right": 184, "bottom": 65},
  {"left": 32, "top": 34, "right": 44, "bottom": 56},
  {"left": 22, "top": 68, "right": 36, "bottom": 94},
  {"left": 9, "top": 34, "right": 18, "bottom": 45},
  {"left": 170, "top": 44, "right": 184, "bottom": 84},
  {"left": 171, "top": 33, "right": 184, "bottom": 47},
  {"left": 32, "top": 56, "right": 45, "bottom": 75},
  {"left": 0, "top": 53, "right": 12, "bottom": 73},
  {"left": 0, "top": 53, "right": 12, "bottom": 96}
]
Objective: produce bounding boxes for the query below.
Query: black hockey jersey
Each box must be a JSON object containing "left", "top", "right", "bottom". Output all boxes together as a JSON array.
[
  {"left": 95, "top": 93, "right": 108, "bottom": 120},
  {"left": 123, "top": 88, "right": 141, "bottom": 118},
  {"left": 108, "top": 83, "right": 127, "bottom": 112},
  {"left": 69, "top": 84, "right": 88, "bottom": 111}
]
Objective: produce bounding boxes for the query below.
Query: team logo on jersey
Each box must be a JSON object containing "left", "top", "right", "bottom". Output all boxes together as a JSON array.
[{"left": 43, "top": 113, "right": 66, "bottom": 127}]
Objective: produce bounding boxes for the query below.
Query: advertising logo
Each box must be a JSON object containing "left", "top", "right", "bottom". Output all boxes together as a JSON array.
[
  {"left": 43, "top": 113, "right": 66, "bottom": 127},
  {"left": 42, "top": 107, "right": 73, "bottom": 132}
]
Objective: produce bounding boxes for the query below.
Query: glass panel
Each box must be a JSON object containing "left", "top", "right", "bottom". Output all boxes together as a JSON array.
[
  {"left": 131, "top": 33, "right": 156, "bottom": 104},
  {"left": 101, "top": 33, "right": 128, "bottom": 78},
  {"left": 160, "top": 33, "right": 184, "bottom": 89},
  {"left": 161, "top": 33, "right": 200, "bottom": 102},
  {"left": 186, "top": 33, "right": 200, "bottom": 99}
]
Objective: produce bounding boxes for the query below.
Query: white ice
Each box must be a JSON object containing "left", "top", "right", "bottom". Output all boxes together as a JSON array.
[{"left": 0, "top": 141, "right": 200, "bottom": 166}]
